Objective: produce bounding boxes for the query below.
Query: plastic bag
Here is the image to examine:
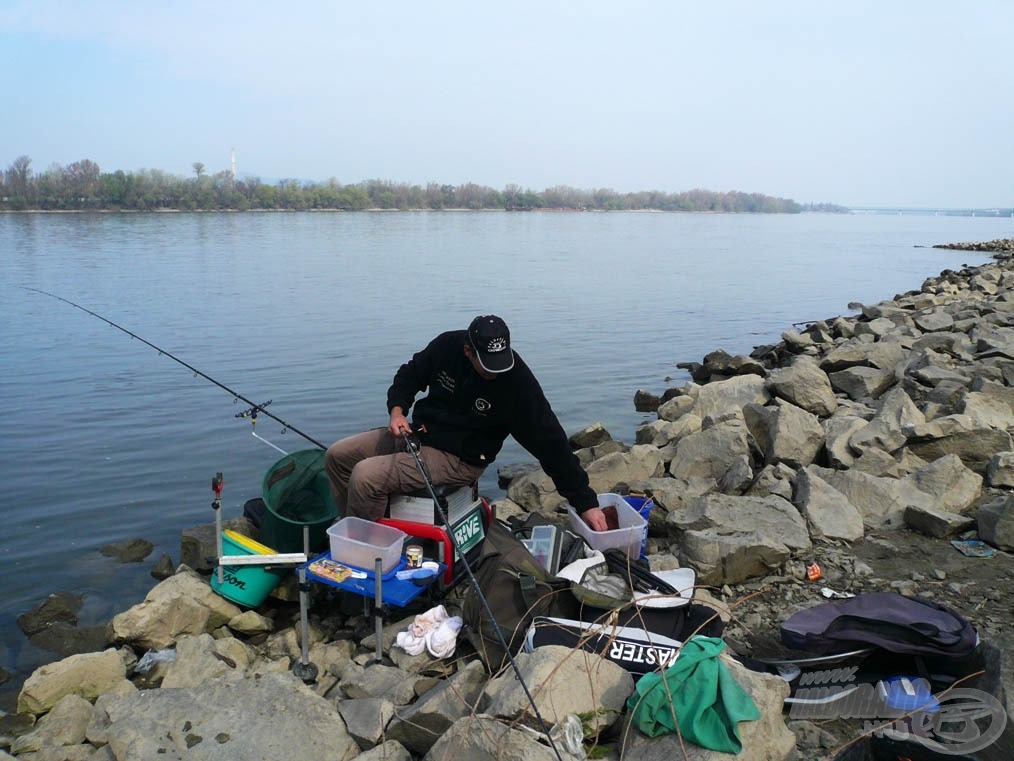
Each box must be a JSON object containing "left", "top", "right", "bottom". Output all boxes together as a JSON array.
[{"left": 135, "top": 647, "right": 177, "bottom": 674}]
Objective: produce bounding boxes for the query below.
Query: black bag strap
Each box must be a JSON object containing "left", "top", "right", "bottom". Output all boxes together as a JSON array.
[{"left": 602, "top": 549, "right": 678, "bottom": 595}]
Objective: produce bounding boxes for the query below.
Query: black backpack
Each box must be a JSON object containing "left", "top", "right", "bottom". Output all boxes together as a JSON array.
[
  {"left": 780, "top": 592, "right": 978, "bottom": 659},
  {"left": 460, "top": 519, "right": 580, "bottom": 673}
]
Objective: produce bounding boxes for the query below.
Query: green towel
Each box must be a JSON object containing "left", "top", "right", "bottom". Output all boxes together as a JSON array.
[{"left": 625, "top": 636, "right": 761, "bottom": 753}]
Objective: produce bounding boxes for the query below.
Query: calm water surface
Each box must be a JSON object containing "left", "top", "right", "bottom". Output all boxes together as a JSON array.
[{"left": 1, "top": 210, "right": 1011, "bottom": 703}]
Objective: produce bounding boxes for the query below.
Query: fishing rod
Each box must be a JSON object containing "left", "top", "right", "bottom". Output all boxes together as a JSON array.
[{"left": 23, "top": 287, "right": 327, "bottom": 450}]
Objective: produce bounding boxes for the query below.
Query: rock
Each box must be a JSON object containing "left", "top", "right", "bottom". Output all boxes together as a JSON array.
[
  {"left": 657, "top": 393, "right": 696, "bottom": 422},
  {"left": 902, "top": 453, "right": 982, "bottom": 514},
  {"left": 766, "top": 357, "right": 838, "bottom": 417},
  {"left": 568, "top": 422, "right": 613, "bottom": 449},
  {"left": 794, "top": 468, "right": 864, "bottom": 542},
  {"left": 978, "top": 496, "right": 1014, "bottom": 550},
  {"left": 160, "top": 633, "right": 252, "bottom": 689},
  {"left": 828, "top": 365, "right": 896, "bottom": 401},
  {"left": 386, "top": 660, "right": 487, "bottom": 755},
  {"left": 985, "top": 451, "right": 1014, "bottom": 487},
  {"left": 670, "top": 420, "right": 752, "bottom": 481},
  {"left": 482, "top": 645, "right": 633, "bottom": 735},
  {"left": 849, "top": 386, "right": 925, "bottom": 456},
  {"left": 151, "top": 553, "right": 176, "bottom": 580},
  {"left": 903, "top": 504, "right": 976, "bottom": 538},
  {"left": 18, "top": 649, "right": 126, "bottom": 715},
  {"left": 745, "top": 400, "right": 825, "bottom": 468},
  {"left": 906, "top": 426, "right": 1014, "bottom": 473},
  {"left": 692, "top": 374, "right": 770, "bottom": 420},
  {"left": 585, "top": 445, "right": 665, "bottom": 495},
  {"left": 100, "top": 538, "right": 154, "bottom": 563},
  {"left": 634, "top": 389, "right": 661, "bottom": 412},
  {"left": 339, "top": 662, "right": 420, "bottom": 705},
  {"left": 89, "top": 671, "right": 359, "bottom": 761},
  {"left": 18, "top": 593, "right": 83, "bottom": 636},
  {"left": 10, "top": 693, "right": 93, "bottom": 754},
  {"left": 424, "top": 715, "right": 559, "bottom": 761},
  {"left": 671, "top": 493, "right": 812, "bottom": 552},
  {"left": 808, "top": 465, "right": 933, "bottom": 529},
  {"left": 107, "top": 566, "right": 242, "bottom": 650},
  {"left": 337, "top": 697, "right": 395, "bottom": 749},
  {"left": 820, "top": 338, "right": 906, "bottom": 374}
]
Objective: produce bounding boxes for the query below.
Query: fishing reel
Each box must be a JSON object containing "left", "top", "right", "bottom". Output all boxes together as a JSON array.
[{"left": 235, "top": 400, "right": 272, "bottom": 421}]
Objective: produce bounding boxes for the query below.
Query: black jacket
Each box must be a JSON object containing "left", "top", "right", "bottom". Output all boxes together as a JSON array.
[{"left": 387, "top": 330, "right": 598, "bottom": 512}]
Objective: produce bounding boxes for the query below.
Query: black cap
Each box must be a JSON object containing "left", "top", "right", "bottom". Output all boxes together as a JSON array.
[{"left": 468, "top": 315, "right": 514, "bottom": 373}]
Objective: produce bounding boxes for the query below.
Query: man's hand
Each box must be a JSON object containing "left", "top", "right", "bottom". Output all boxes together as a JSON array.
[
  {"left": 389, "top": 408, "right": 411, "bottom": 437},
  {"left": 580, "top": 506, "right": 608, "bottom": 532}
]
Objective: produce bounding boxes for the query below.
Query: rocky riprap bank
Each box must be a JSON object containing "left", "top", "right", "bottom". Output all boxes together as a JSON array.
[{"left": 3, "top": 240, "right": 1014, "bottom": 761}]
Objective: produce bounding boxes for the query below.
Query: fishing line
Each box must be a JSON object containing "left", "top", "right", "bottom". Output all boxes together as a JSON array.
[{"left": 23, "top": 287, "right": 327, "bottom": 450}]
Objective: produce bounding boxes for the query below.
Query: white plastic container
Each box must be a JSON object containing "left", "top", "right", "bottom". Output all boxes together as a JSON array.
[
  {"left": 566, "top": 493, "right": 647, "bottom": 558},
  {"left": 327, "top": 517, "right": 406, "bottom": 573}
]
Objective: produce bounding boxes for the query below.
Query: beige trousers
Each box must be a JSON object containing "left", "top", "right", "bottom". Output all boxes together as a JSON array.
[{"left": 324, "top": 427, "right": 485, "bottom": 521}]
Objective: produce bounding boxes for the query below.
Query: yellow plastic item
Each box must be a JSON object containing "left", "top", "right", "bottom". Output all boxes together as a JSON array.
[{"left": 223, "top": 529, "right": 277, "bottom": 555}]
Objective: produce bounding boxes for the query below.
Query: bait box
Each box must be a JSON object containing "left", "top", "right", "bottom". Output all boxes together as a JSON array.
[
  {"left": 566, "top": 493, "right": 647, "bottom": 558},
  {"left": 327, "top": 517, "right": 406, "bottom": 574}
]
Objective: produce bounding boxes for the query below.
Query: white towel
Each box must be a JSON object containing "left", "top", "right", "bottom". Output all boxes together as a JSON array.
[
  {"left": 395, "top": 605, "right": 454, "bottom": 656},
  {"left": 426, "top": 616, "right": 462, "bottom": 659}
]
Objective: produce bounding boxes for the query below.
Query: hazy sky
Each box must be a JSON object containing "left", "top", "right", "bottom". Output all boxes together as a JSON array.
[{"left": 3, "top": 1, "right": 1011, "bottom": 208}]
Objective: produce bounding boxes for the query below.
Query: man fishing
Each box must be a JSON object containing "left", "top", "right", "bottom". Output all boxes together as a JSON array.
[{"left": 324, "top": 315, "right": 607, "bottom": 531}]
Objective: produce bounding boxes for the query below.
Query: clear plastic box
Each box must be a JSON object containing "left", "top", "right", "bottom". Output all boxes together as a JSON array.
[
  {"left": 566, "top": 493, "right": 647, "bottom": 558},
  {"left": 327, "top": 517, "right": 406, "bottom": 573}
]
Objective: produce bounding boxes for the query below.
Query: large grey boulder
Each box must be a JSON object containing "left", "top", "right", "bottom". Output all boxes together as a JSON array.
[
  {"left": 901, "top": 454, "right": 982, "bottom": 515},
  {"left": 670, "top": 494, "right": 811, "bottom": 584},
  {"left": 903, "top": 504, "right": 976, "bottom": 538},
  {"left": 671, "top": 494, "right": 811, "bottom": 552},
  {"left": 670, "top": 420, "right": 752, "bottom": 481},
  {"left": 10, "top": 693, "right": 94, "bottom": 755},
  {"left": 905, "top": 425, "right": 1014, "bottom": 473},
  {"left": 160, "top": 633, "right": 254, "bottom": 689},
  {"left": 978, "top": 496, "right": 1014, "bottom": 550},
  {"left": 680, "top": 530, "right": 794, "bottom": 586},
  {"left": 86, "top": 671, "right": 359, "bottom": 761},
  {"left": 482, "top": 646, "right": 633, "bottom": 736},
  {"left": 828, "top": 365, "right": 896, "bottom": 401},
  {"left": 18, "top": 649, "right": 127, "bottom": 715},
  {"left": 337, "top": 697, "right": 396, "bottom": 750},
  {"left": 423, "top": 716, "right": 559, "bottom": 761},
  {"left": 338, "top": 661, "right": 420, "bottom": 705},
  {"left": 823, "top": 416, "right": 868, "bottom": 469},
  {"left": 636, "top": 414, "right": 701, "bottom": 447},
  {"left": 106, "top": 567, "right": 242, "bottom": 650},
  {"left": 386, "top": 660, "right": 488, "bottom": 756},
  {"left": 766, "top": 358, "right": 837, "bottom": 417},
  {"left": 507, "top": 445, "right": 663, "bottom": 513},
  {"left": 820, "top": 338, "right": 906, "bottom": 373},
  {"left": 808, "top": 466, "right": 933, "bottom": 529},
  {"left": 793, "top": 468, "right": 864, "bottom": 542},
  {"left": 745, "top": 400, "right": 825, "bottom": 469},
  {"left": 986, "top": 451, "right": 1014, "bottom": 487},
  {"left": 848, "top": 387, "right": 925, "bottom": 457},
  {"left": 692, "top": 374, "right": 770, "bottom": 420}
]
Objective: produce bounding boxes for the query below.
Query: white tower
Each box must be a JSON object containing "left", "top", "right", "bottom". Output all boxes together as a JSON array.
[{"left": 231, "top": 148, "right": 237, "bottom": 183}]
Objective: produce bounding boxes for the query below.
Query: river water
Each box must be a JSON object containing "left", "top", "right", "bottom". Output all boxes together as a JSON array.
[{"left": 1, "top": 209, "right": 1011, "bottom": 703}]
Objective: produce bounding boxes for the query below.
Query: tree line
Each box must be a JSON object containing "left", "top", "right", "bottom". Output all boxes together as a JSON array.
[{"left": 1, "top": 155, "right": 819, "bottom": 213}]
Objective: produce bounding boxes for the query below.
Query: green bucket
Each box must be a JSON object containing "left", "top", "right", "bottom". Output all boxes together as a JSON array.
[
  {"left": 210, "top": 530, "right": 287, "bottom": 608},
  {"left": 260, "top": 449, "right": 340, "bottom": 553}
]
